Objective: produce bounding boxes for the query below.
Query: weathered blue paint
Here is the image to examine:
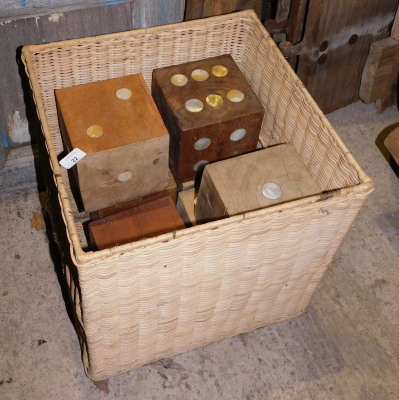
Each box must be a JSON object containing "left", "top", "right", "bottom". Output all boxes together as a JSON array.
[
  {"left": 102, "top": 0, "right": 125, "bottom": 5},
  {"left": 0, "top": 132, "right": 9, "bottom": 148},
  {"left": 0, "top": 165, "right": 39, "bottom": 202}
]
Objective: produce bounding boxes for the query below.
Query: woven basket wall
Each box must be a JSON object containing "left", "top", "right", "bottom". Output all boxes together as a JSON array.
[{"left": 22, "top": 10, "right": 373, "bottom": 381}]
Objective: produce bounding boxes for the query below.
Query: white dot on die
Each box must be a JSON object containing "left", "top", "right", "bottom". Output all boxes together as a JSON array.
[
  {"left": 116, "top": 88, "right": 133, "bottom": 100},
  {"left": 230, "top": 128, "right": 247, "bottom": 141},
  {"left": 171, "top": 74, "right": 188, "bottom": 87},
  {"left": 185, "top": 99, "right": 204, "bottom": 112},
  {"left": 262, "top": 183, "right": 282, "bottom": 200},
  {"left": 227, "top": 89, "right": 245, "bottom": 102},
  {"left": 191, "top": 69, "right": 209, "bottom": 81},
  {"left": 118, "top": 171, "right": 133, "bottom": 182},
  {"left": 194, "top": 138, "right": 211, "bottom": 150}
]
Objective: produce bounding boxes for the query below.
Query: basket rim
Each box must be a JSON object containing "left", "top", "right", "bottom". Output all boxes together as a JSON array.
[
  {"left": 21, "top": 10, "right": 374, "bottom": 265},
  {"left": 22, "top": 9, "right": 259, "bottom": 53}
]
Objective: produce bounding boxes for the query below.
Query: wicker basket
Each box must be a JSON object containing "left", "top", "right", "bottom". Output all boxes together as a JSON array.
[{"left": 22, "top": 10, "right": 373, "bottom": 381}]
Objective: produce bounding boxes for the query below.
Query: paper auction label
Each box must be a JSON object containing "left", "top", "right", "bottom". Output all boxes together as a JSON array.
[{"left": 59, "top": 148, "right": 86, "bottom": 169}]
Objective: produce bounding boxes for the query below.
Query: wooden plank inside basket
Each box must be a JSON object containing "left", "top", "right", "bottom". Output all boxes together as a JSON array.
[
  {"left": 177, "top": 188, "right": 197, "bottom": 227},
  {"left": 88, "top": 196, "right": 185, "bottom": 250}
]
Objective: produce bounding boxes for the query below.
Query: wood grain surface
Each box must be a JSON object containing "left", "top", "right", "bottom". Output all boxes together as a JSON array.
[
  {"left": 0, "top": 1, "right": 134, "bottom": 146},
  {"left": 359, "top": 5, "right": 399, "bottom": 112},
  {"left": 283, "top": 0, "right": 308, "bottom": 68},
  {"left": 285, "top": 0, "right": 307, "bottom": 44},
  {"left": 360, "top": 38, "right": 399, "bottom": 109},
  {"left": 152, "top": 54, "right": 264, "bottom": 183},
  {"left": 131, "top": 0, "right": 185, "bottom": 28},
  {"left": 0, "top": 1, "right": 129, "bottom": 19},
  {"left": 275, "top": 0, "right": 292, "bottom": 23},
  {"left": 56, "top": 74, "right": 167, "bottom": 153},
  {"left": 0, "top": 0, "right": 185, "bottom": 23},
  {"left": 88, "top": 196, "right": 185, "bottom": 250},
  {"left": 392, "top": 6, "right": 399, "bottom": 40},
  {"left": 195, "top": 144, "right": 321, "bottom": 223},
  {"left": 185, "top": 0, "right": 262, "bottom": 20},
  {"left": 297, "top": 0, "right": 398, "bottom": 114},
  {"left": 56, "top": 74, "right": 169, "bottom": 212},
  {"left": 77, "top": 135, "right": 169, "bottom": 212}
]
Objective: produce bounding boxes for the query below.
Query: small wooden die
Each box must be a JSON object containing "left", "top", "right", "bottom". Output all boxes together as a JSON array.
[
  {"left": 195, "top": 144, "right": 322, "bottom": 224},
  {"left": 56, "top": 74, "right": 169, "bottom": 212},
  {"left": 152, "top": 54, "right": 264, "bottom": 184},
  {"left": 88, "top": 196, "right": 185, "bottom": 250},
  {"left": 89, "top": 170, "right": 177, "bottom": 220}
]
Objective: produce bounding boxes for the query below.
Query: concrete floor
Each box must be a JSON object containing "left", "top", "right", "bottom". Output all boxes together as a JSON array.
[{"left": 0, "top": 101, "right": 398, "bottom": 399}]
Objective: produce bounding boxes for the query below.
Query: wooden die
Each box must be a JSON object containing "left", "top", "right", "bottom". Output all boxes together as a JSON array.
[
  {"left": 152, "top": 54, "right": 264, "bottom": 184},
  {"left": 195, "top": 144, "right": 322, "bottom": 224},
  {"left": 56, "top": 74, "right": 169, "bottom": 212}
]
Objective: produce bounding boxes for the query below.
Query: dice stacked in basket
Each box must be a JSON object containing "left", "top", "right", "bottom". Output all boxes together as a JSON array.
[{"left": 56, "top": 54, "right": 321, "bottom": 251}]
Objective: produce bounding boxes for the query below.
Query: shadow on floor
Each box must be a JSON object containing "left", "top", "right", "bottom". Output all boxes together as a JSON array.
[{"left": 375, "top": 122, "right": 399, "bottom": 179}]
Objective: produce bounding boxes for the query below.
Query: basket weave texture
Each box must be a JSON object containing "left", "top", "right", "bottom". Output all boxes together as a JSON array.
[{"left": 22, "top": 10, "right": 373, "bottom": 381}]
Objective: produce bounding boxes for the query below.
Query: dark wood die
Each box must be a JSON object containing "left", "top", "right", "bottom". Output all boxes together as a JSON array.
[{"left": 152, "top": 54, "right": 264, "bottom": 184}]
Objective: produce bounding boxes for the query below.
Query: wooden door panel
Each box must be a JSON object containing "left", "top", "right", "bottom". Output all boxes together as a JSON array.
[
  {"left": 185, "top": 0, "right": 263, "bottom": 20},
  {"left": 297, "top": 0, "right": 398, "bottom": 113}
]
